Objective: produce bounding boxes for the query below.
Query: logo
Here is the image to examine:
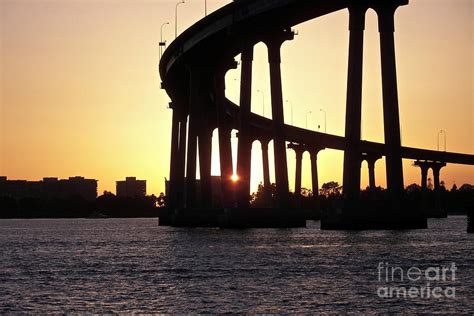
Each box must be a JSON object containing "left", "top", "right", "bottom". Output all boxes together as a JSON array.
[{"left": 377, "top": 262, "right": 457, "bottom": 299}]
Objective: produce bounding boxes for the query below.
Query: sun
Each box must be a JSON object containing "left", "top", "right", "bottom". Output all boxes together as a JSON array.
[{"left": 231, "top": 174, "right": 239, "bottom": 182}]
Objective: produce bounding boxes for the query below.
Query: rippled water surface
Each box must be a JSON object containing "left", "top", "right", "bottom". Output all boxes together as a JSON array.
[{"left": 0, "top": 217, "right": 473, "bottom": 313}]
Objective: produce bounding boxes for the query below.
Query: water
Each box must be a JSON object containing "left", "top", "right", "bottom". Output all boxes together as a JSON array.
[{"left": 0, "top": 217, "right": 473, "bottom": 313}]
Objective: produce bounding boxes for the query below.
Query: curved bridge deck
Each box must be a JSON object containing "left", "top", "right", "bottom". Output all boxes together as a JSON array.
[{"left": 159, "top": 0, "right": 473, "bottom": 228}]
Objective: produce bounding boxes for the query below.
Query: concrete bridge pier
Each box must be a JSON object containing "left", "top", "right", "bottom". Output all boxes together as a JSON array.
[
  {"left": 168, "top": 103, "right": 188, "bottom": 209},
  {"left": 176, "top": 111, "right": 188, "bottom": 208},
  {"left": 342, "top": 3, "right": 367, "bottom": 203},
  {"left": 184, "top": 69, "right": 201, "bottom": 208},
  {"left": 414, "top": 160, "right": 432, "bottom": 214},
  {"left": 288, "top": 143, "right": 324, "bottom": 210},
  {"left": 361, "top": 152, "right": 382, "bottom": 197},
  {"left": 414, "top": 160, "right": 447, "bottom": 217},
  {"left": 184, "top": 66, "right": 216, "bottom": 208},
  {"left": 310, "top": 150, "right": 321, "bottom": 211},
  {"left": 264, "top": 29, "right": 294, "bottom": 209},
  {"left": 217, "top": 125, "right": 234, "bottom": 207},
  {"left": 431, "top": 163, "right": 446, "bottom": 191},
  {"left": 215, "top": 60, "right": 238, "bottom": 208},
  {"left": 168, "top": 103, "right": 181, "bottom": 210},
  {"left": 261, "top": 138, "right": 272, "bottom": 207},
  {"left": 413, "top": 160, "right": 446, "bottom": 192},
  {"left": 432, "top": 162, "right": 447, "bottom": 211},
  {"left": 374, "top": 2, "right": 406, "bottom": 207},
  {"left": 198, "top": 121, "right": 213, "bottom": 207},
  {"left": 368, "top": 160, "right": 376, "bottom": 191},
  {"left": 420, "top": 165, "right": 429, "bottom": 190},
  {"left": 236, "top": 45, "right": 254, "bottom": 208},
  {"left": 288, "top": 144, "right": 305, "bottom": 207},
  {"left": 413, "top": 160, "right": 433, "bottom": 190}
]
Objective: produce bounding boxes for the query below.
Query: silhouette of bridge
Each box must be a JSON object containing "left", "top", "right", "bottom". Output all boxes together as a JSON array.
[{"left": 159, "top": 0, "right": 474, "bottom": 229}]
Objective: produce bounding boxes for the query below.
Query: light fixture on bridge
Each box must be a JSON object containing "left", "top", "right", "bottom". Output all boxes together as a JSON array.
[
  {"left": 320, "top": 108, "right": 327, "bottom": 133},
  {"left": 159, "top": 22, "right": 170, "bottom": 60},
  {"left": 438, "top": 130, "right": 447, "bottom": 152},
  {"left": 306, "top": 110, "right": 312, "bottom": 129},
  {"left": 175, "top": 0, "right": 185, "bottom": 39}
]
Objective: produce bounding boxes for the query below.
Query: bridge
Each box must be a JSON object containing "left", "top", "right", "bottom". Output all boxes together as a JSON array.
[{"left": 159, "top": 0, "right": 474, "bottom": 229}]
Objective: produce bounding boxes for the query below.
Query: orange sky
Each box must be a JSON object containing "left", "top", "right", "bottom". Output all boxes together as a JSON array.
[{"left": 1, "top": 0, "right": 473, "bottom": 196}]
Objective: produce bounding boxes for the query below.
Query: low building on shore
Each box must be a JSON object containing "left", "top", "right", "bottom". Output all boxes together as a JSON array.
[{"left": 0, "top": 176, "right": 97, "bottom": 201}]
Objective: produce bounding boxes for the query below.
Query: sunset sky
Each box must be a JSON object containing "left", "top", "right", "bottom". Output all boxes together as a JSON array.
[{"left": 1, "top": 0, "right": 473, "bottom": 196}]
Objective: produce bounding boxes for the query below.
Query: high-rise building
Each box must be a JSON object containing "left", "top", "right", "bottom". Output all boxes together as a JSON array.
[{"left": 116, "top": 177, "right": 146, "bottom": 197}]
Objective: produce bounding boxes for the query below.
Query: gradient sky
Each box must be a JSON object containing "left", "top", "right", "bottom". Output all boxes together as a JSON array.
[{"left": 1, "top": 0, "right": 473, "bottom": 196}]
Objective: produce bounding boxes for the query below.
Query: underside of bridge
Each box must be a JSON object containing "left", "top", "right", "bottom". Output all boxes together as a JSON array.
[{"left": 159, "top": 0, "right": 474, "bottom": 229}]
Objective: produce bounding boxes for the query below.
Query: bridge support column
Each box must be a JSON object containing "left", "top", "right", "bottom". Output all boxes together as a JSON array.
[
  {"left": 215, "top": 60, "right": 238, "bottom": 208},
  {"left": 368, "top": 161, "right": 376, "bottom": 191},
  {"left": 414, "top": 160, "right": 431, "bottom": 212},
  {"left": 342, "top": 4, "right": 367, "bottom": 202},
  {"left": 186, "top": 110, "right": 198, "bottom": 208},
  {"left": 198, "top": 125, "right": 213, "bottom": 207},
  {"left": 420, "top": 165, "right": 429, "bottom": 190},
  {"left": 361, "top": 152, "right": 382, "bottom": 197},
  {"left": 261, "top": 139, "right": 272, "bottom": 206},
  {"left": 218, "top": 128, "right": 234, "bottom": 207},
  {"left": 265, "top": 29, "right": 294, "bottom": 208},
  {"left": 294, "top": 148, "right": 303, "bottom": 207},
  {"left": 432, "top": 162, "right": 446, "bottom": 211},
  {"left": 186, "top": 67, "right": 212, "bottom": 208},
  {"left": 176, "top": 113, "right": 188, "bottom": 208},
  {"left": 420, "top": 164, "right": 429, "bottom": 210},
  {"left": 414, "top": 160, "right": 446, "bottom": 214},
  {"left": 288, "top": 143, "right": 324, "bottom": 209},
  {"left": 432, "top": 165, "right": 443, "bottom": 190},
  {"left": 310, "top": 151, "right": 320, "bottom": 211},
  {"left": 168, "top": 104, "right": 181, "bottom": 210},
  {"left": 288, "top": 143, "right": 308, "bottom": 208},
  {"left": 236, "top": 45, "right": 254, "bottom": 208},
  {"left": 368, "top": 155, "right": 381, "bottom": 199},
  {"left": 374, "top": 2, "right": 405, "bottom": 206},
  {"left": 413, "top": 160, "right": 432, "bottom": 190}
]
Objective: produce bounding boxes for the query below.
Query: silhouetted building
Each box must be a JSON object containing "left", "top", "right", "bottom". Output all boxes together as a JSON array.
[
  {"left": 41, "top": 177, "right": 61, "bottom": 199},
  {"left": 0, "top": 177, "right": 29, "bottom": 198},
  {"left": 62, "top": 177, "right": 98, "bottom": 201},
  {"left": 0, "top": 176, "right": 97, "bottom": 201},
  {"left": 116, "top": 177, "right": 146, "bottom": 197}
]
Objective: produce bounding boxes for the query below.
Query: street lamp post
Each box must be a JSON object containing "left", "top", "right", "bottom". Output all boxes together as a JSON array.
[
  {"left": 306, "top": 110, "right": 312, "bottom": 129},
  {"left": 320, "top": 108, "right": 326, "bottom": 133},
  {"left": 204, "top": 0, "right": 207, "bottom": 16},
  {"left": 159, "top": 22, "right": 170, "bottom": 59},
  {"left": 175, "top": 0, "right": 185, "bottom": 39},
  {"left": 438, "top": 130, "right": 447, "bottom": 152},
  {"left": 257, "top": 89, "right": 265, "bottom": 117},
  {"left": 286, "top": 100, "right": 293, "bottom": 125}
]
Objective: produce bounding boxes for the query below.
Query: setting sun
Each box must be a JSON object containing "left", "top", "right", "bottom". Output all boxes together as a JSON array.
[{"left": 231, "top": 174, "right": 239, "bottom": 182}]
